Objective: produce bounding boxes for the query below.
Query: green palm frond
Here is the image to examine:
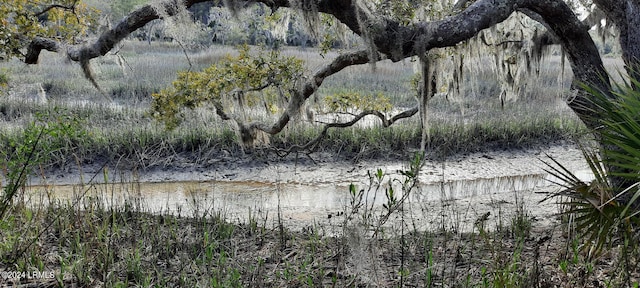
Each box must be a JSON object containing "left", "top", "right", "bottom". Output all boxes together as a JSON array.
[
  {"left": 541, "top": 152, "right": 586, "bottom": 190},
  {"left": 544, "top": 74, "right": 640, "bottom": 257}
]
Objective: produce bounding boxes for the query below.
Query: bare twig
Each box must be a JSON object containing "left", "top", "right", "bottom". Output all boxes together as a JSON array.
[
  {"left": 34, "top": 3, "right": 77, "bottom": 17},
  {"left": 176, "top": 40, "right": 194, "bottom": 71},
  {"left": 272, "top": 106, "right": 418, "bottom": 157}
]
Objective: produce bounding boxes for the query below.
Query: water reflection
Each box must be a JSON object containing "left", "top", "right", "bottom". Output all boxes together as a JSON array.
[{"left": 24, "top": 173, "right": 555, "bottom": 218}]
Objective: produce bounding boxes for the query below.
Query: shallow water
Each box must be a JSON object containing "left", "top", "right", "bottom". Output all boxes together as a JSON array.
[
  {"left": 21, "top": 168, "right": 598, "bottom": 234},
  {"left": 24, "top": 173, "right": 554, "bottom": 218},
  {"left": 22, "top": 146, "right": 593, "bottom": 230}
]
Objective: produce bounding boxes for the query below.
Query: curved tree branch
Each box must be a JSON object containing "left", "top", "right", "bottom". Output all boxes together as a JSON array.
[
  {"left": 25, "top": 37, "right": 61, "bottom": 64},
  {"left": 23, "top": 0, "right": 609, "bottom": 134},
  {"left": 240, "top": 0, "right": 606, "bottom": 147},
  {"left": 273, "top": 106, "right": 419, "bottom": 157},
  {"left": 207, "top": 49, "right": 387, "bottom": 148},
  {"left": 34, "top": 3, "right": 77, "bottom": 17},
  {"left": 24, "top": 0, "right": 595, "bottom": 74},
  {"left": 521, "top": 1, "right": 610, "bottom": 127},
  {"left": 25, "top": 0, "right": 607, "bottom": 91},
  {"left": 246, "top": 49, "right": 378, "bottom": 136},
  {"left": 521, "top": 5, "right": 609, "bottom": 48},
  {"left": 25, "top": 0, "right": 212, "bottom": 64}
]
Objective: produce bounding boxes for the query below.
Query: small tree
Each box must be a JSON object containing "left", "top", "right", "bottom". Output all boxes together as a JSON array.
[{"left": 151, "top": 45, "right": 305, "bottom": 146}]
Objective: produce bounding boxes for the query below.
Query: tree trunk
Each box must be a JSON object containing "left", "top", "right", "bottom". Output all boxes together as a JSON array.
[
  {"left": 614, "top": 2, "right": 640, "bottom": 194},
  {"left": 594, "top": 0, "right": 640, "bottom": 83},
  {"left": 621, "top": 1, "right": 640, "bottom": 86},
  {"left": 591, "top": 0, "right": 640, "bottom": 194}
]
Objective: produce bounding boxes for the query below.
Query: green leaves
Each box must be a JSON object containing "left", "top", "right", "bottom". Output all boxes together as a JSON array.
[
  {"left": 324, "top": 91, "right": 392, "bottom": 113},
  {"left": 0, "top": 108, "right": 86, "bottom": 220},
  {"left": 593, "top": 80, "right": 640, "bottom": 181},
  {"left": 382, "top": 185, "right": 396, "bottom": 210},
  {"left": 546, "top": 73, "right": 640, "bottom": 257},
  {"left": 0, "top": 0, "right": 98, "bottom": 60},
  {"left": 151, "top": 45, "right": 305, "bottom": 129}
]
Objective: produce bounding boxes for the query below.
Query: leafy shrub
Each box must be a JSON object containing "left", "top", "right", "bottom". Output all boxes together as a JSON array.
[{"left": 0, "top": 108, "right": 86, "bottom": 219}]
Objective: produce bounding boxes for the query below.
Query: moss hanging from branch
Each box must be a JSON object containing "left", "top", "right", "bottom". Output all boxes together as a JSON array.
[
  {"left": 462, "top": 12, "right": 553, "bottom": 105},
  {"left": 222, "top": 0, "right": 250, "bottom": 18},
  {"left": 418, "top": 52, "right": 439, "bottom": 152},
  {"left": 288, "top": 0, "right": 320, "bottom": 38},
  {"left": 354, "top": 0, "right": 381, "bottom": 65}
]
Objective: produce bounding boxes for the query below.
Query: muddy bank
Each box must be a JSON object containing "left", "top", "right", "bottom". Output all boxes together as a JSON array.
[
  {"left": 25, "top": 145, "right": 589, "bottom": 233},
  {"left": 37, "top": 145, "right": 587, "bottom": 186}
]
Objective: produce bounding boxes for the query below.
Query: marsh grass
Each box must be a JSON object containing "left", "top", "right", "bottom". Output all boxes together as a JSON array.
[
  {"left": 1, "top": 157, "right": 638, "bottom": 287},
  {"left": 0, "top": 110, "right": 630, "bottom": 287},
  {"left": 0, "top": 41, "right": 598, "bottom": 169}
]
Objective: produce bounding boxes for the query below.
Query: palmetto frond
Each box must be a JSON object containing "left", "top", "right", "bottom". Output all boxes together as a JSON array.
[{"left": 544, "top": 75, "right": 640, "bottom": 256}]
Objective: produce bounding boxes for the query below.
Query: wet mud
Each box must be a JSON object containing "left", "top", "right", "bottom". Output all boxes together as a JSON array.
[{"left": 26, "top": 145, "right": 589, "bottom": 232}]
